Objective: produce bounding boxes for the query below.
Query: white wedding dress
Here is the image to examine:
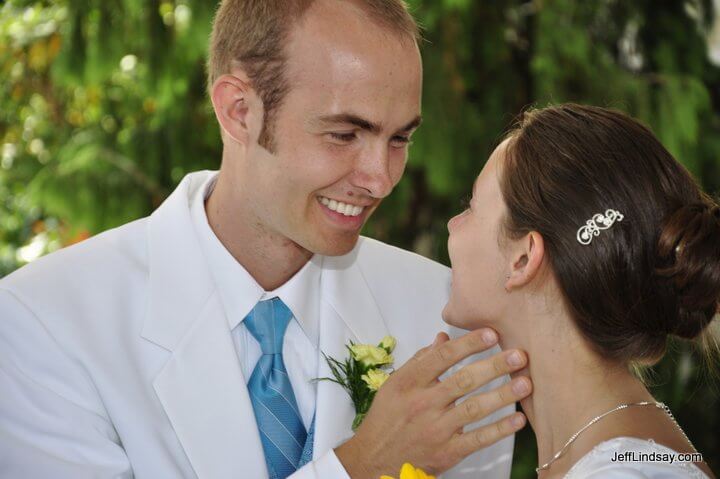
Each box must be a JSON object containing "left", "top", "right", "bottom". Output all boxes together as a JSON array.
[{"left": 565, "top": 437, "right": 711, "bottom": 478}]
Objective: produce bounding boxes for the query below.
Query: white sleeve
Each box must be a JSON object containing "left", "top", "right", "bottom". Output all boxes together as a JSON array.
[
  {"left": 288, "top": 449, "right": 351, "bottom": 479},
  {"left": 0, "top": 289, "right": 133, "bottom": 479},
  {"left": 441, "top": 337, "right": 515, "bottom": 479}
]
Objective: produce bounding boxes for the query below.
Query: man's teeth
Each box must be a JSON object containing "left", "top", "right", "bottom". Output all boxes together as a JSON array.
[{"left": 319, "top": 196, "right": 365, "bottom": 217}]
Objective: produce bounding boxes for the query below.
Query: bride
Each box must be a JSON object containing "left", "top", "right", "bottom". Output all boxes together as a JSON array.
[{"left": 442, "top": 104, "right": 718, "bottom": 478}]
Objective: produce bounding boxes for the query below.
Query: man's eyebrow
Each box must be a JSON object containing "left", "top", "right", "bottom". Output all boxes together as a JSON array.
[
  {"left": 315, "top": 114, "right": 423, "bottom": 135},
  {"left": 398, "top": 116, "right": 422, "bottom": 133},
  {"left": 316, "top": 114, "right": 382, "bottom": 134}
]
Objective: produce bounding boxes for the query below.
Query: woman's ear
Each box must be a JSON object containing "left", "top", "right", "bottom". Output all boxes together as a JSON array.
[
  {"left": 505, "top": 231, "right": 545, "bottom": 291},
  {"left": 210, "top": 71, "right": 253, "bottom": 146}
]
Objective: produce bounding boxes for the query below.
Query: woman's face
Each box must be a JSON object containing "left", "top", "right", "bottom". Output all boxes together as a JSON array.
[{"left": 443, "top": 140, "right": 511, "bottom": 330}]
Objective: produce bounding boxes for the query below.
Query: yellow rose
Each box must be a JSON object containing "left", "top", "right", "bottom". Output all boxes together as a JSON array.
[
  {"left": 361, "top": 368, "right": 390, "bottom": 391},
  {"left": 350, "top": 344, "right": 393, "bottom": 367},
  {"left": 379, "top": 335, "right": 397, "bottom": 353},
  {"left": 380, "top": 463, "right": 435, "bottom": 479}
]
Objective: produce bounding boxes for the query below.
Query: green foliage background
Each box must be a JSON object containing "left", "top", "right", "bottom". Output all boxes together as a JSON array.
[{"left": 1, "top": 0, "right": 719, "bottom": 476}]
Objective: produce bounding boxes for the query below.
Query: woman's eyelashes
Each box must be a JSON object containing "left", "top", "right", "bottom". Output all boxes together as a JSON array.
[{"left": 461, "top": 194, "right": 472, "bottom": 211}]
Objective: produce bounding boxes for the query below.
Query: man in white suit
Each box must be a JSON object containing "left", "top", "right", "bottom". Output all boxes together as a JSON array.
[{"left": 0, "top": 1, "right": 532, "bottom": 478}]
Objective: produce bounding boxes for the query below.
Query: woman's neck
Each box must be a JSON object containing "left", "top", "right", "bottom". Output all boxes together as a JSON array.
[{"left": 498, "top": 313, "right": 653, "bottom": 477}]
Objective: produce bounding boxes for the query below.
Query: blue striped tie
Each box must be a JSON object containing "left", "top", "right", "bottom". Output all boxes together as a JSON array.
[{"left": 245, "top": 298, "right": 309, "bottom": 479}]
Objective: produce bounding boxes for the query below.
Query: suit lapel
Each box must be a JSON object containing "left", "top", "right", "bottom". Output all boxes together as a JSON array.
[
  {"left": 153, "top": 293, "right": 267, "bottom": 479},
  {"left": 314, "top": 242, "right": 391, "bottom": 454},
  {"left": 142, "top": 171, "right": 268, "bottom": 479},
  {"left": 313, "top": 301, "right": 357, "bottom": 455}
]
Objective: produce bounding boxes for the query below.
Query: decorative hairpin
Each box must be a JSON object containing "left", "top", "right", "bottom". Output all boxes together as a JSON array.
[{"left": 576, "top": 209, "right": 624, "bottom": 245}]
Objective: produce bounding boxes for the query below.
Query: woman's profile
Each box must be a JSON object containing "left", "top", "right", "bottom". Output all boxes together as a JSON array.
[{"left": 443, "top": 104, "right": 719, "bottom": 478}]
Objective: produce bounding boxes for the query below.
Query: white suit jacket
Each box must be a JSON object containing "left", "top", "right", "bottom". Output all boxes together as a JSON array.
[{"left": 0, "top": 171, "right": 514, "bottom": 478}]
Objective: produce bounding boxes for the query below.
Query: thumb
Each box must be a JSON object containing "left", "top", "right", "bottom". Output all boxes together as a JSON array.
[
  {"left": 430, "top": 332, "right": 451, "bottom": 384},
  {"left": 408, "top": 332, "right": 451, "bottom": 365}
]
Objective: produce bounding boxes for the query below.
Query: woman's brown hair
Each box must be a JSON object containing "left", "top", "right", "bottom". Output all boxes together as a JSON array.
[{"left": 501, "top": 103, "right": 720, "bottom": 364}]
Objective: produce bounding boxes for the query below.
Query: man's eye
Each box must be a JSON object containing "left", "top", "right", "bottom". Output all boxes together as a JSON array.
[
  {"left": 390, "top": 135, "right": 411, "bottom": 147},
  {"left": 329, "top": 132, "right": 357, "bottom": 142}
]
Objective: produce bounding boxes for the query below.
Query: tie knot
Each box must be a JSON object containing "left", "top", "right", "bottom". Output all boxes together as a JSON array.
[{"left": 244, "top": 298, "right": 293, "bottom": 355}]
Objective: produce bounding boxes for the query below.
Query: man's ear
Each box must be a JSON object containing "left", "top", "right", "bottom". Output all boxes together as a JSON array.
[
  {"left": 210, "top": 71, "right": 254, "bottom": 146},
  {"left": 505, "top": 231, "right": 545, "bottom": 291}
]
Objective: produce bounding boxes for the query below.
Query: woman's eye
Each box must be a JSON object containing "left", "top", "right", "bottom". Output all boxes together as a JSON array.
[
  {"left": 329, "top": 132, "right": 357, "bottom": 142},
  {"left": 460, "top": 194, "right": 472, "bottom": 211}
]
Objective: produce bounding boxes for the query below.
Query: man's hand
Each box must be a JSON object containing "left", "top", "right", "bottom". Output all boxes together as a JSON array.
[{"left": 335, "top": 328, "right": 531, "bottom": 479}]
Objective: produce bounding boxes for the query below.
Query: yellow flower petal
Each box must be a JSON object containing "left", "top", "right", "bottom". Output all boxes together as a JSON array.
[
  {"left": 394, "top": 463, "right": 435, "bottom": 479},
  {"left": 361, "top": 368, "right": 390, "bottom": 391},
  {"left": 399, "top": 463, "right": 418, "bottom": 479},
  {"left": 349, "top": 344, "right": 393, "bottom": 367},
  {"left": 379, "top": 335, "right": 397, "bottom": 352}
]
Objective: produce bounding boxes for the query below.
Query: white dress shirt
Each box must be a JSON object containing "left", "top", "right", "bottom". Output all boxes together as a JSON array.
[{"left": 189, "top": 174, "right": 321, "bottom": 431}]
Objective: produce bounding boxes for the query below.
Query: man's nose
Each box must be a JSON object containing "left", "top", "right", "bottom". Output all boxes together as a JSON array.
[{"left": 350, "top": 144, "right": 395, "bottom": 199}]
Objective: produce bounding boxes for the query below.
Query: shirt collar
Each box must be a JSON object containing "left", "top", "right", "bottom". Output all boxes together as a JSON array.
[{"left": 189, "top": 173, "right": 322, "bottom": 348}]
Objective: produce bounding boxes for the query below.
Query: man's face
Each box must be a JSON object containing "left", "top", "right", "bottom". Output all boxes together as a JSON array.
[{"left": 240, "top": 1, "right": 423, "bottom": 256}]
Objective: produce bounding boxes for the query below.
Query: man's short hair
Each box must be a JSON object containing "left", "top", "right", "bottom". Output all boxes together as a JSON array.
[{"left": 207, "top": 0, "right": 420, "bottom": 152}]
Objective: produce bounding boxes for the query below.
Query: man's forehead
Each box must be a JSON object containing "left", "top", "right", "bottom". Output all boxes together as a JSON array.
[
  {"left": 285, "top": 0, "right": 421, "bottom": 76},
  {"left": 292, "top": 0, "right": 416, "bottom": 46},
  {"left": 282, "top": 2, "right": 423, "bottom": 132}
]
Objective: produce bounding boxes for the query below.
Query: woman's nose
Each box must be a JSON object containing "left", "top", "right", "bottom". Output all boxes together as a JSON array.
[{"left": 447, "top": 214, "right": 460, "bottom": 233}]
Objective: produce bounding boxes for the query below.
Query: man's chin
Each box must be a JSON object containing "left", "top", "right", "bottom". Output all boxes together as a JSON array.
[{"left": 304, "top": 233, "right": 361, "bottom": 257}]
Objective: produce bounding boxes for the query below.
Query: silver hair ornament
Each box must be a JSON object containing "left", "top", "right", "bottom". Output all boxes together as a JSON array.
[{"left": 576, "top": 209, "right": 624, "bottom": 245}]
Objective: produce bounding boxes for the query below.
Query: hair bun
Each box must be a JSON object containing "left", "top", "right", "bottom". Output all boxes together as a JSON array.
[{"left": 656, "top": 201, "right": 720, "bottom": 339}]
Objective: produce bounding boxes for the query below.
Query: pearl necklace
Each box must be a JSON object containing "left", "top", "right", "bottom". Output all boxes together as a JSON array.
[{"left": 536, "top": 401, "right": 696, "bottom": 473}]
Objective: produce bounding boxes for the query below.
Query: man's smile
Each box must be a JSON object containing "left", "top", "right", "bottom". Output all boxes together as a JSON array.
[{"left": 317, "top": 195, "right": 367, "bottom": 217}]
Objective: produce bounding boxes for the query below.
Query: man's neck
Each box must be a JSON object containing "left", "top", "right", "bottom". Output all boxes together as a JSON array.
[{"left": 204, "top": 173, "right": 313, "bottom": 291}]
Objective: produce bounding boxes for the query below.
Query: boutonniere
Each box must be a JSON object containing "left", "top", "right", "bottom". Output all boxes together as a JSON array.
[{"left": 317, "top": 335, "right": 397, "bottom": 431}]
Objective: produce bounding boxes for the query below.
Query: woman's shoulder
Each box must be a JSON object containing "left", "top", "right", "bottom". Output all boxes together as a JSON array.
[{"left": 565, "top": 437, "right": 710, "bottom": 479}]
